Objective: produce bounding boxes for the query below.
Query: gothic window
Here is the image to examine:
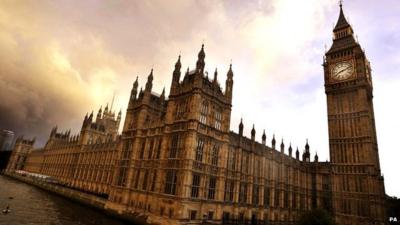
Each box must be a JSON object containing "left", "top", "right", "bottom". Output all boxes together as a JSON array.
[
  {"left": 142, "top": 170, "right": 149, "bottom": 190},
  {"left": 227, "top": 149, "right": 236, "bottom": 170},
  {"left": 239, "top": 183, "right": 247, "bottom": 203},
  {"left": 151, "top": 171, "right": 157, "bottom": 192},
  {"left": 175, "top": 99, "right": 188, "bottom": 119},
  {"left": 134, "top": 170, "right": 140, "bottom": 189},
  {"left": 241, "top": 152, "right": 250, "bottom": 174},
  {"left": 169, "top": 134, "right": 180, "bottom": 158},
  {"left": 211, "top": 145, "right": 219, "bottom": 166},
  {"left": 116, "top": 155, "right": 128, "bottom": 187},
  {"left": 284, "top": 191, "right": 289, "bottom": 208},
  {"left": 156, "top": 139, "right": 162, "bottom": 159},
  {"left": 164, "top": 170, "right": 177, "bottom": 195},
  {"left": 214, "top": 108, "right": 222, "bottom": 130},
  {"left": 208, "top": 176, "right": 216, "bottom": 200},
  {"left": 195, "top": 138, "right": 205, "bottom": 162},
  {"left": 264, "top": 187, "right": 270, "bottom": 208},
  {"left": 199, "top": 101, "right": 208, "bottom": 124},
  {"left": 274, "top": 189, "right": 280, "bottom": 207},
  {"left": 224, "top": 180, "right": 234, "bottom": 202},
  {"left": 252, "top": 184, "right": 259, "bottom": 205},
  {"left": 293, "top": 193, "right": 297, "bottom": 209},
  {"left": 148, "top": 140, "right": 154, "bottom": 159},
  {"left": 189, "top": 210, "right": 197, "bottom": 220},
  {"left": 139, "top": 140, "right": 146, "bottom": 159},
  {"left": 191, "top": 173, "right": 201, "bottom": 198}
]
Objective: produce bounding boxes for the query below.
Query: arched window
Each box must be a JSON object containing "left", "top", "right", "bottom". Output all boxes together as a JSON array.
[
  {"left": 214, "top": 108, "right": 222, "bottom": 130},
  {"left": 199, "top": 101, "right": 208, "bottom": 124},
  {"left": 195, "top": 138, "right": 204, "bottom": 162},
  {"left": 211, "top": 145, "right": 219, "bottom": 166}
]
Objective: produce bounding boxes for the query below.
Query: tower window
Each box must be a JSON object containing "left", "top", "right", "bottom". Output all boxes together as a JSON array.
[
  {"left": 239, "top": 183, "right": 247, "bottom": 203},
  {"left": 211, "top": 145, "right": 219, "bottom": 166},
  {"left": 214, "top": 109, "right": 222, "bottom": 130},
  {"left": 169, "top": 134, "right": 180, "bottom": 158},
  {"left": 191, "top": 173, "right": 201, "bottom": 198},
  {"left": 227, "top": 149, "right": 236, "bottom": 170},
  {"left": 224, "top": 180, "right": 234, "bottom": 202},
  {"left": 252, "top": 184, "right": 259, "bottom": 205},
  {"left": 264, "top": 187, "right": 270, "bottom": 207},
  {"left": 142, "top": 170, "right": 149, "bottom": 190},
  {"left": 195, "top": 138, "right": 205, "bottom": 162},
  {"left": 200, "top": 101, "right": 208, "bottom": 124},
  {"left": 164, "top": 170, "right": 177, "bottom": 195},
  {"left": 208, "top": 176, "right": 216, "bottom": 200}
]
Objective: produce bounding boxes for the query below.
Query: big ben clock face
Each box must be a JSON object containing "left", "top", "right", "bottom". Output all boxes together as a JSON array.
[{"left": 331, "top": 61, "right": 354, "bottom": 80}]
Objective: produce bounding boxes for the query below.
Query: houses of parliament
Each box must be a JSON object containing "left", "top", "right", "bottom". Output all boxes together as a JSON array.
[{"left": 6, "top": 4, "right": 387, "bottom": 225}]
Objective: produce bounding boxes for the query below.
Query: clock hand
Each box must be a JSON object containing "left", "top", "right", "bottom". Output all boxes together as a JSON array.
[{"left": 336, "top": 68, "right": 347, "bottom": 76}]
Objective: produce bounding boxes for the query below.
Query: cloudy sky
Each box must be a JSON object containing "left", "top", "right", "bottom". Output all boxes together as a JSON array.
[{"left": 0, "top": 0, "right": 399, "bottom": 196}]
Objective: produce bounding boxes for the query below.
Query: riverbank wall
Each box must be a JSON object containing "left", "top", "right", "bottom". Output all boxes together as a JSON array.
[{"left": 2, "top": 172, "right": 150, "bottom": 225}]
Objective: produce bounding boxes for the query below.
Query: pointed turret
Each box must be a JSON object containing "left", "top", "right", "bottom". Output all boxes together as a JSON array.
[
  {"left": 251, "top": 124, "right": 256, "bottom": 141},
  {"left": 305, "top": 139, "right": 310, "bottom": 152},
  {"left": 184, "top": 67, "right": 189, "bottom": 80},
  {"left": 196, "top": 44, "right": 205, "bottom": 74},
  {"left": 239, "top": 118, "right": 244, "bottom": 136},
  {"left": 82, "top": 113, "right": 89, "bottom": 129},
  {"left": 303, "top": 139, "right": 310, "bottom": 162},
  {"left": 104, "top": 104, "right": 109, "bottom": 114},
  {"left": 97, "top": 106, "right": 102, "bottom": 120},
  {"left": 131, "top": 76, "right": 139, "bottom": 101},
  {"left": 280, "top": 139, "right": 285, "bottom": 153},
  {"left": 314, "top": 152, "right": 319, "bottom": 162},
  {"left": 296, "top": 147, "right": 300, "bottom": 160},
  {"left": 272, "top": 134, "right": 276, "bottom": 149},
  {"left": 213, "top": 68, "right": 218, "bottom": 84},
  {"left": 288, "top": 143, "right": 293, "bottom": 157},
  {"left": 171, "top": 55, "right": 181, "bottom": 94},
  {"left": 145, "top": 69, "right": 153, "bottom": 92},
  {"left": 225, "top": 63, "right": 234, "bottom": 102},
  {"left": 160, "top": 87, "right": 165, "bottom": 102},
  {"left": 262, "top": 130, "right": 266, "bottom": 145},
  {"left": 89, "top": 111, "right": 93, "bottom": 121}
]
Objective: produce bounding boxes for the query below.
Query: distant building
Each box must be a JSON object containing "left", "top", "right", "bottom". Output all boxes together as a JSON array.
[{"left": 0, "top": 130, "right": 14, "bottom": 151}]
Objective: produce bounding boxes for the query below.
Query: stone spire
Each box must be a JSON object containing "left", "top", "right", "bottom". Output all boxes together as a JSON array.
[
  {"left": 251, "top": 124, "right": 256, "bottom": 141},
  {"left": 213, "top": 68, "right": 218, "bottom": 84},
  {"left": 172, "top": 55, "right": 181, "bottom": 84},
  {"left": 145, "top": 69, "right": 153, "bottom": 92},
  {"left": 272, "top": 134, "right": 276, "bottom": 149},
  {"left": 280, "top": 139, "right": 285, "bottom": 153},
  {"left": 160, "top": 87, "right": 165, "bottom": 102},
  {"left": 262, "top": 130, "right": 266, "bottom": 145},
  {"left": 196, "top": 44, "right": 205, "bottom": 74},
  {"left": 225, "top": 63, "right": 234, "bottom": 101},
  {"left": 239, "top": 118, "right": 244, "bottom": 136},
  {"left": 131, "top": 76, "right": 139, "bottom": 100},
  {"left": 97, "top": 106, "right": 102, "bottom": 120},
  {"left": 334, "top": 1, "right": 351, "bottom": 32}
]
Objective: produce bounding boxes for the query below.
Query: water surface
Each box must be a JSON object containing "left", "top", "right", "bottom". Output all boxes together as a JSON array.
[{"left": 0, "top": 175, "right": 128, "bottom": 225}]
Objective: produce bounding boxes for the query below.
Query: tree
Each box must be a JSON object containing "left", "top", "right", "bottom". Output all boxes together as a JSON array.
[{"left": 298, "top": 208, "right": 335, "bottom": 225}]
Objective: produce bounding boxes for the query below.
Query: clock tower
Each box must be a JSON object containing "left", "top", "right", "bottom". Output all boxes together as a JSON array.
[{"left": 324, "top": 3, "right": 386, "bottom": 225}]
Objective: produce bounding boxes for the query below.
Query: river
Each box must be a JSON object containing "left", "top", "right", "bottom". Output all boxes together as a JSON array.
[{"left": 0, "top": 175, "right": 128, "bottom": 225}]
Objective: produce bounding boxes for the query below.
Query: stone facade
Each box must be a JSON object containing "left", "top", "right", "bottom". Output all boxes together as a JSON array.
[
  {"left": 7, "top": 5, "right": 387, "bottom": 225},
  {"left": 6, "top": 136, "right": 35, "bottom": 171}
]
